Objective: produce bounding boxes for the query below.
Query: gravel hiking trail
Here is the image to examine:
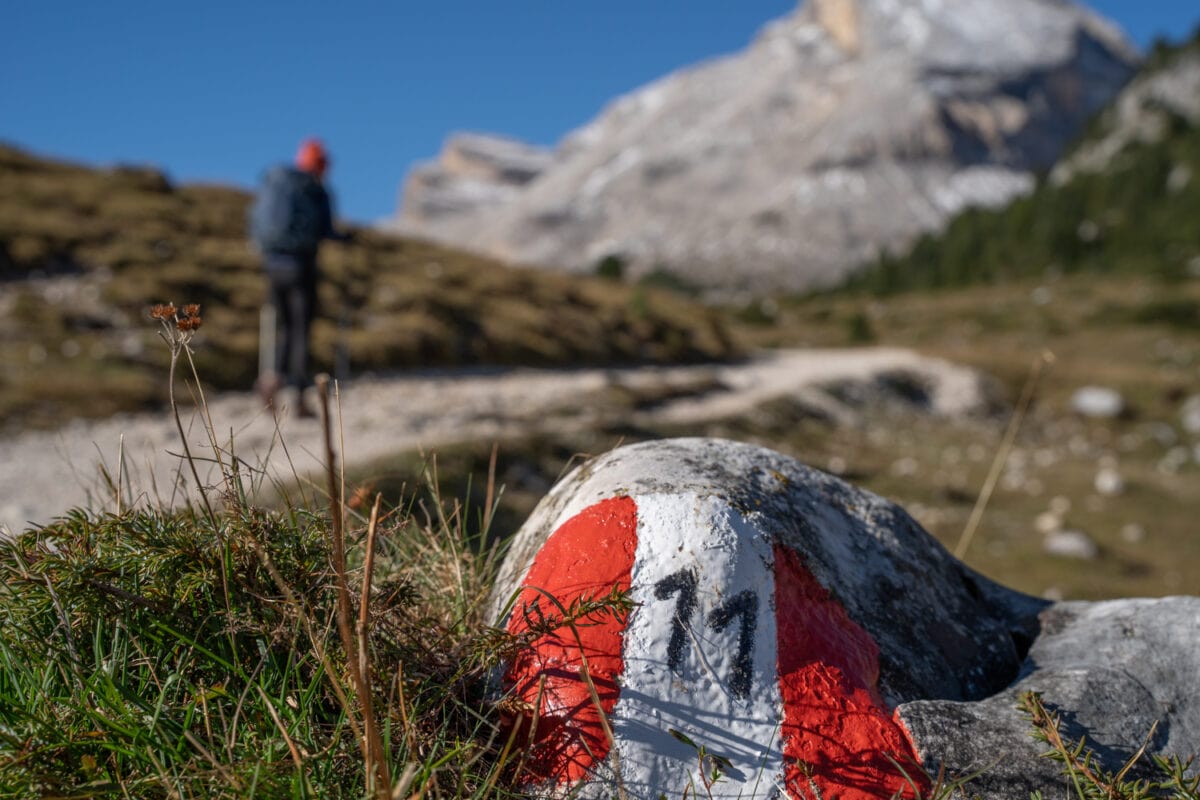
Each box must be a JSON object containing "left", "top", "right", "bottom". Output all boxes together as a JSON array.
[{"left": 0, "top": 348, "right": 990, "bottom": 534}]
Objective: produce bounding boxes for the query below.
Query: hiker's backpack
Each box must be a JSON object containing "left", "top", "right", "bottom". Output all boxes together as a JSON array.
[{"left": 249, "top": 165, "right": 328, "bottom": 254}]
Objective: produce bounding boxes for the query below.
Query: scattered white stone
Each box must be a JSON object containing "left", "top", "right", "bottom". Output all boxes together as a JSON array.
[
  {"left": 1033, "top": 448, "right": 1057, "bottom": 468},
  {"left": 1035, "top": 511, "right": 1063, "bottom": 534},
  {"left": 1069, "top": 434, "right": 1095, "bottom": 457},
  {"left": 1031, "top": 286, "right": 1053, "bottom": 305},
  {"left": 1094, "top": 465, "right": 1125, "bottom": 496},
  {"left": 891, "top": 456, "right": 919, "bottom": 476},
  {"left": 1167, "top": 163, "right": 1192, "bottom": 193},
  {"left": 1001, "top": 470, "right": 1026, "bottom": 491},
  {"left": 1049, "top": 496, "right": 1072, "bottom": 516},
  {"left": 1121, "top": 523, "right": 1146, "bottom": 544},
  {"left": 1148, "top": 422, "right": 1179, "bottom": 447},
  {"left": 121, "top": 333, "right": 145, "bottom": 358},
  {"left": 1159, "top": 446, "right": 1191, "bottom": 474},
  {"left": 1181, "top": 395, "right": 1200, "bottom": 435},
  {"left": 1041, "top": 586, "right": 1065, "bottom": 601},
  {"left": 1043, "top": 529, "right": 1100, "bottom": 560},
  {"left": 1071, "top": 386, "right": 1124, "bottom": 419},
  {"left": 826, "top": 456, "right": 847, "bottom": 475}
]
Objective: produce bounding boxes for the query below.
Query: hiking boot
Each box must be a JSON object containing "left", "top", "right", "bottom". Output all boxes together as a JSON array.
[
  {"left": 255, "top": 373, "right": 282, "bottom": 410},
  {"left": 295, "top": 386, "right": 318, "bottom": 419}
]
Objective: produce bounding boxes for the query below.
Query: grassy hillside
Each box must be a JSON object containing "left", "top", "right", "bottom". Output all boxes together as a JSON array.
[
  {"left": 843, "top": 30, "right": 1200, "bottom": 295},
  {"left": 0, "top": 144, "right": 738, "bottom": 432}
]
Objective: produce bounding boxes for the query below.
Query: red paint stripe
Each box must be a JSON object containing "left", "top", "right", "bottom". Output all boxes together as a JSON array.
[
  {"left": 773, "top": 545, "right": 928, "bottom": 799},
  {"left": 503, "top": 496, "right": 638, "bottom": 786}
]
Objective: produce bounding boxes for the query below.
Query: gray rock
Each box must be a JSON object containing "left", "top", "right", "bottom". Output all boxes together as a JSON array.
[
  {"left": 1094, "top": 464, "right": 1125, "bottom": 496},
  {"left": 1181, "top": 394, "right": 1200, "bottom": 435},
  {"left": 1043, "top": 528, "right": 1100, "bottom": 560},
  {"left": 1072, "top": 385, "right": 1126, "bottom": 418},
  {"left": 391, "top": 0, "right": 1136, "bottom": 294},
  {"left": 899, "top": 598, "right": 1200, "bottom": 799}
]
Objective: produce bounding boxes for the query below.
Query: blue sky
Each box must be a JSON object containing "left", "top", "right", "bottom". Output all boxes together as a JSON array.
[{"left": 3, "top": 1, "right": 1197, "bottom": 224}]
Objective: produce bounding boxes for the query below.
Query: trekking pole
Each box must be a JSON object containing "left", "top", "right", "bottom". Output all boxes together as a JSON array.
[
  {"left": 333, "top": 240, "right": 359, "bottom": 383},
  {"left": 258, "top": 303, "right": 276, "bottom": 383},
  {"left": 334, "top": 301, "right": 350, "bottom": 383}
]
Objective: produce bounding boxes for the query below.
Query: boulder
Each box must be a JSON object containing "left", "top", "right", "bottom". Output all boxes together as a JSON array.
[
  {"left": 492, "top": 438, "right": 1043, "bottom": 799},
  {"left": 492, "top": 438, "right": 1200, "bottom": 799}
]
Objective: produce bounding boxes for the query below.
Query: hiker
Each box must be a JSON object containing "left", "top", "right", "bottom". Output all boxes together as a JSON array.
[{"left": 248, "top": 138, "right": 349, "bottom": 417}]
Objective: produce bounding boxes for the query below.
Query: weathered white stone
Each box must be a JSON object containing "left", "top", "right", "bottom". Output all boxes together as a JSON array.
[
  {"left": 1034, "top": 510, "right": 1063, "bottom": 535},
  {"left": 1071, "top": 386, "right": 1125, "bottom": 419},
  {"left": 1043, "top": 529, "right": 1100, "bottom": 560},
  {"left": 1120, "top": 523, "right": 1146, "bottom": 544},
  {"left": 1094, "top": 464, "right": 1125, "bottom": 496},
  {"left": 1181, "top": 394, "right": 1200, "bottom": 435}
]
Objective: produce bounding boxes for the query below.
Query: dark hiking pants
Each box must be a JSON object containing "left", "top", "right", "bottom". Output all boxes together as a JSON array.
[{"left": 265, "top": 252, "right": 318, "bottom": 391}]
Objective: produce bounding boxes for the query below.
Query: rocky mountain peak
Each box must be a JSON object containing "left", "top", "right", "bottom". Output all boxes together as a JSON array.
[
  {"left": 388, "top": 0, "right": 1137, "bottom": 295},
  {"left": 809, "top": 0, "right": 862, "bottom": 53}
]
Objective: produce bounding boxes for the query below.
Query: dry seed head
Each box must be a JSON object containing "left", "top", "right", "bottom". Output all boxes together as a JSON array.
[
  {"left": 176, "top": 314, "right": 202, "bottom": 332},
  {"left": 348, "top": 484, "right": 375, "bottom": 510},
  {"left": 150, "top": 303, "right": 177, "bottom": 321}
]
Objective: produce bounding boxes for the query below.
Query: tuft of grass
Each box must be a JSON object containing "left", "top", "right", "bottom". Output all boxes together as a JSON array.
[{"left": 1021, "top": 691, "right": 1200, "bottom": 800}]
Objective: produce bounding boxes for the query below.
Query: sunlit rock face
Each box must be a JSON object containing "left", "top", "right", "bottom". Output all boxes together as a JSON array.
[{"left": 392, "top": 0, "right": 1137, "bottom": 295}]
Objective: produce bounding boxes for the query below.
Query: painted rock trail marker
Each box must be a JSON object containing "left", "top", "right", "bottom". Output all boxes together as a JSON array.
[{"left": 495, "top": 438, "right": 1043, "bottom": 799}]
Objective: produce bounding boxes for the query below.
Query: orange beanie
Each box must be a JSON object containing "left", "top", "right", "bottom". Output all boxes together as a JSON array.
[{"left": 295, "top": 138, "right": 329, "bottom": 176}]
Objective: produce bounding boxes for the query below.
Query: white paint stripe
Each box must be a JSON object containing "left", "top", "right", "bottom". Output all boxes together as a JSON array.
[{"left": 608, "top": 494, "right": 785, "bottom": 799}]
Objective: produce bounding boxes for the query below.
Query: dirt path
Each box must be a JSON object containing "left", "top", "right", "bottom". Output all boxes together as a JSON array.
[{"left": 0, "top": 348, "right": 990, "bottom": 534}]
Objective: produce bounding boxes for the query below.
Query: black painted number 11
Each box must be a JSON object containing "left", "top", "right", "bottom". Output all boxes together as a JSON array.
[{"left": 654, "top": 568, "right": 759, "bottom": 699}]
